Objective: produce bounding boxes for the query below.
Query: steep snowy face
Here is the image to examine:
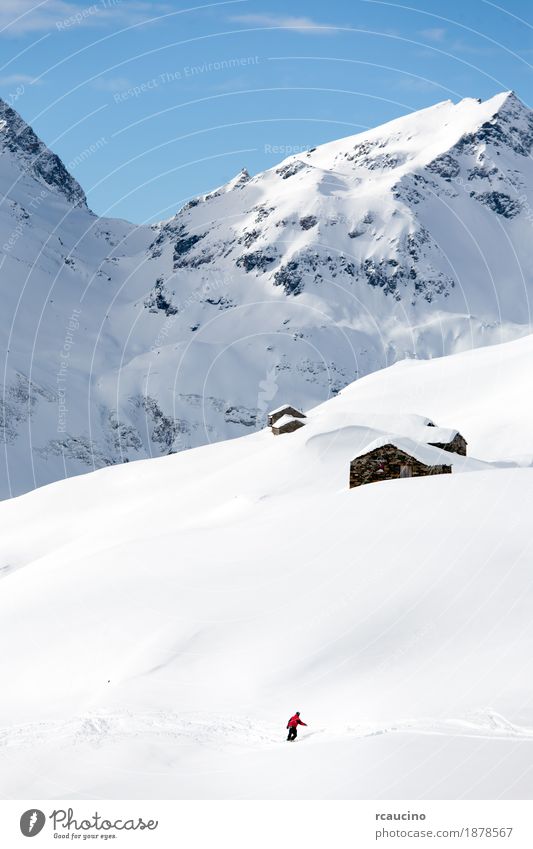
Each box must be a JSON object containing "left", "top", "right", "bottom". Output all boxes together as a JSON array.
[
  {"left": 1, "top": 92, "right": 533, "bottom": 499},
  {"left": 0, "top": 99, "right": 87, "bottom": 208}
]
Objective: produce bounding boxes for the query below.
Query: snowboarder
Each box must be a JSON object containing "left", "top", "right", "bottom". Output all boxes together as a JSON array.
[{"left": 286, "top": 711, "right": 307, "bottom": 741}]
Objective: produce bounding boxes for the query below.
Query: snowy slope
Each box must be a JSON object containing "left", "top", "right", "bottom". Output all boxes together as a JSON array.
[
  {"left": 2, "top": 91, "right": 533, "bottom": 498},
  {"left": 317, "top": 330, "right": 533, "bottom": 465},
  {"left": 1, "top": 334, "right": 532, "bottom": 799}
]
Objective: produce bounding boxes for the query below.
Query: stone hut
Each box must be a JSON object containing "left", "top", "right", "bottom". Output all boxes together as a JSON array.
[
  {"left": 427, "top": 430, "right": 467, "bottom": 456},
  {"left": 271, "top": 414, "right": 306, "bottom": 436},
  {"left": 349, "top": 438, "right": 452, "bottom": 489},
  {"left": 268, "top": 405, "right": 306, "bottom": 428}
]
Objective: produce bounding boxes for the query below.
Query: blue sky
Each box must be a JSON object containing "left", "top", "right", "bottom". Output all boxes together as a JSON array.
[{"left": 1, "top": 0, "right": 532, "bottom": 223}]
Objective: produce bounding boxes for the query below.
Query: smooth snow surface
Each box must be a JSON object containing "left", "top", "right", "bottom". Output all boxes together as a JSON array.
[{"left": 1, "top": 335, "right": 532, "bottom": 798}]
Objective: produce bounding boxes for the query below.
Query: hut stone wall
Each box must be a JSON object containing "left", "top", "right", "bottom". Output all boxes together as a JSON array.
[
  {"left": 428, "top": 432, "right": 467, "bottom": 456},
  {"left": 349, "top": 444, "right": 452, "bottom": 489},
  {"left": 272, "top": 418, "right": 306, "bottom": 436}
]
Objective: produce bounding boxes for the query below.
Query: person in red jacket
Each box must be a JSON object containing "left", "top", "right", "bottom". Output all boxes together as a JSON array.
[{"left": 286, "top": 711, "right": 307, "bottom": 741}]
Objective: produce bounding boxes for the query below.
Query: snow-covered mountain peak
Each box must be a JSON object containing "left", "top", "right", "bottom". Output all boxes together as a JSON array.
[
  {"left": 0, "top": 98, "right": 87, "bottom": 208},
  {"left": 153, "top": 90, "right": 533, "bottom": 312},
  {"left": 290, "top": 90, "right": 530, "bottom": 181},
  {"left": 482, "top": 88, "right": 523, "bottom": 116},
  {"left": 219, "top": 166, "right": 251, "bottom": 192},
  {"left": 2, "top": 91, "right": 533, "bottom": 500}
]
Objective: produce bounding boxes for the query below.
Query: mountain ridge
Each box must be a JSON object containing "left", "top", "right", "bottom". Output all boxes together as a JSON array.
[{"left": 0, "top": 98, "right": 88, "bottom": 209}]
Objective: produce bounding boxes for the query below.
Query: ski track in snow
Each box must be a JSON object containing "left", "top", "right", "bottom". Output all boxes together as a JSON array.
[{"left": 2, "top": 710, "right": 533, "bottom": 755}]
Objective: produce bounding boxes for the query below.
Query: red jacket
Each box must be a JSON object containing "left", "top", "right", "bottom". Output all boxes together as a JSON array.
[{"left": 287, "top": 714, "right": 307, "bottom": 728}]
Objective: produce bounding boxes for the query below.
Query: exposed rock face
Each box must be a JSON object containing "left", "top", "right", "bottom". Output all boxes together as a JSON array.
[
  {"left": 470, "top": 191, "right": 521, "bottom": 218},
  {"left": 144, "top": 278, "right": 178, "bottom": 316}
]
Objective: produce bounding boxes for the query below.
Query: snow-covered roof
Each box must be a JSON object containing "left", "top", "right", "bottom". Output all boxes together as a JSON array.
[
  {"left": 304, "top": 406, "right": 462, "bottom": 447},
  {"left": 269, "top": 404, "right": 305, "bottom": 417},
  {"left": 352, "top": 435, "right": 455, "bottom": 467},
  {"left": 272, "top": 415, "right": 305, "bottom": 429},
  {"left": 425, "top": 427, "right": 461, "bottom": 444}
]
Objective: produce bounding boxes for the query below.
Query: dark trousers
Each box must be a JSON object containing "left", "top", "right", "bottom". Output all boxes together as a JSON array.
[{"left": 287, "top": 726, "right": 297, "bottom": 741}]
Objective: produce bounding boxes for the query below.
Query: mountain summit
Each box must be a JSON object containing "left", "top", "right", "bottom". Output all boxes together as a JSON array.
[{"left": 1, "top": 91, "right": 532, "bottom": 498}]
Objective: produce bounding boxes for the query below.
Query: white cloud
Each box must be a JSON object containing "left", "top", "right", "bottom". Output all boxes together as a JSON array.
[
  {"left": 419, "top": 27, "right": 447, "bottom": 42},
  {"left": 229, "top": 13, "right": 336, "bottom": 35},
  {"left": 92, "top": 75, "right": 133, "bottom": 93},
  {"left": 393, "top": 76, "right": 450, "bottom": 93},
  {"left": 0, "top": 0, "right": 170, "bottom": 37},
  {"left": 0, "top": 73, "right": 41, "bottom": 85}
]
